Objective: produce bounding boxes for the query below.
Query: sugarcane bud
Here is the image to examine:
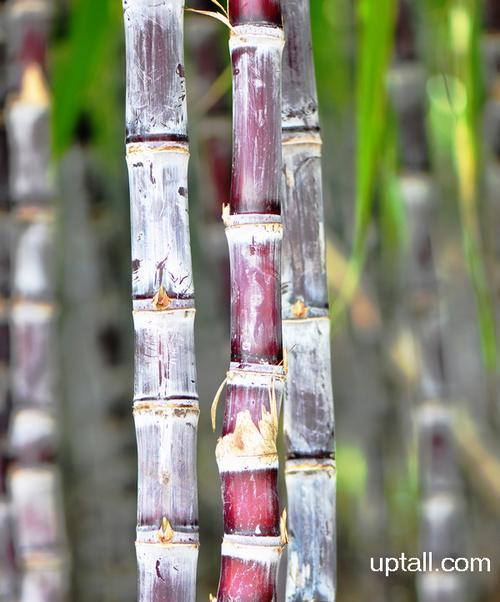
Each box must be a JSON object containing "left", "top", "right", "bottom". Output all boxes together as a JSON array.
[
  {"left": 157, "top": 517, "right": 174, "bottom": 544},
  {"left": 151, "top": 286, "right": 171, "bottom": 311},
  {"left": 291, "top": 298, "right": 309, "bottom": 319}
]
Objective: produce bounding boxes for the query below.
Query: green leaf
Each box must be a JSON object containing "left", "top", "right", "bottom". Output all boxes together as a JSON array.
[
  {"left": 332, "top": 0, "right": 397, "bottom": 321},
  {"left": 52, "top": 0, "right": 120, "bottom": 156}
]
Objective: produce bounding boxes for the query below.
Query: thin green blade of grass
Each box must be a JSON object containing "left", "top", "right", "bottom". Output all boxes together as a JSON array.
[
  {"left": 52, "top": 0, "right": 120, "bottom": 156},
  {"left": 331, "top": 0, "right": 397, "bottom": 323}
]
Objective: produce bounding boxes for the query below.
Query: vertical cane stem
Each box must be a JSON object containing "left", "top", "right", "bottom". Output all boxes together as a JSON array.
[
  {"left": 5, "top": 1, "right": 68, "bottom": 600},
  {"left": 122, "top": 1, "right": 200, "bottom": 599},
  {"left": 280, "top": 1, "right": 336, "bottom": 600},
  {"left": 215, "top": 2, "right": 286, "bottom": 600}
]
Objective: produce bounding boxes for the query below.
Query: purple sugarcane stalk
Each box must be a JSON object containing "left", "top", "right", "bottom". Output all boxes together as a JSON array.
[{"left": 215, "top": 2, "right": 287, "bottom": 600}]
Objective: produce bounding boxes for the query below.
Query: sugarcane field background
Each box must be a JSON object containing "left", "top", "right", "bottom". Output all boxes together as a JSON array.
[{"left": 0, "top": 0, "right": 499, "bottom": 601}]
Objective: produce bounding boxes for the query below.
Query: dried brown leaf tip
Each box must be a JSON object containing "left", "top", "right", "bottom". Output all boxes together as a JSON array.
[
  {"left": 280, "top": 508, "right": 289, "bottom": 545},
  {"left": 291, "top": 298, "right": 309, "bottom": 319},
  {"left": 158, "top": 517, "right": 174, "bottom": 544},
  {"left": 152, "top": 286, "right": 171, "bottom": 311}
]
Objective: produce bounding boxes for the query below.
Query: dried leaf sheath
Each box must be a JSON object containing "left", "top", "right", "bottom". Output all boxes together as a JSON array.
[
  {"left": 122, "top": 1, "right": 199, "bottom": 600},
  {"left": 280, "top": 1, "right": 336, "bottom": 600},
  {"left": 215, "top": 2, "right": 286, "bottom": 600},
  {"left": 5, "top": 1, "right": 68, "bottom": 600}
]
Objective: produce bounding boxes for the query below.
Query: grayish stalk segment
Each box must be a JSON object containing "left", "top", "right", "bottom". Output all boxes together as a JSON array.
[
  {"left": 122, "top": 1, "right": 200, "bottom": 599},
  {"left": 281, "top": 1, "right": 336, "bottom": 600}
]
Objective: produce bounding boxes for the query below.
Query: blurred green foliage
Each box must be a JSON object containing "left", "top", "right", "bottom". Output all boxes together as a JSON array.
[
  {"left": 423, "top": 0, "right": 498, "bottom": 370},
  {"left": 52, "top": 0, "right": 123, "bottom": 167},
  {"left": 331, "top": 0, "right": 398, "bottom": 322}
]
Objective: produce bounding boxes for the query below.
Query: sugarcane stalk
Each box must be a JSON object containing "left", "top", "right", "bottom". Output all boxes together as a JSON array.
[
  {"left": 279, "top": 2, "right": 336, "bottom": 600},
  {"left": 214, "top": 2, "right": 286, "bottom": 600},
  {"left": 392, "top": 3, "right": 466, "bottom": 600},
  {"left": 122, "top": 1, "right": 200, "bottom": 600},
  {"left": 0, "top": 6, "right": 17, "bottom": 597},
  {"left": 4, "top": 1, "right": 68, "bottom": 600}
]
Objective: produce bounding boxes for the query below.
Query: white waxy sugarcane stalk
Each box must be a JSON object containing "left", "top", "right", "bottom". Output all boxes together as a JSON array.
[
  {"left": 122, "top": 1, "right": 200, "bottom": 599},
  {"left": 5, "top": 1, "right": 68, "bottom": 600}
]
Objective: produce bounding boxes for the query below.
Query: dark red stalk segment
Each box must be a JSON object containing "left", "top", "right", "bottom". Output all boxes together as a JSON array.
[
  {"left": 229, "top": 0, "right": 281, "bottom": 27},
  {"left": 217, "top": 1, "right": 284, "bottom": 599},
  {"left": 219, "top": 556, "right": 277, "bottom": 602},
  {"left": 230, "top": 46, "right": 282, "bottom": 215},
  {"left": 221, "top": 469, "right": 279, "bottom": 535},
  {"left": 228, "top": 233, "right": 282, "bottom": 364}
]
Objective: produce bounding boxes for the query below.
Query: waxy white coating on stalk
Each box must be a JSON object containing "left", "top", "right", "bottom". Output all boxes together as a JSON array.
[
  {"left": 9, "top": 408, "right": 57, "bottom": 457},
  {"left": 127, "top": 145, "right": 193, "bottom": 300},
  {"left": 123, "top": 1, "right": 200, "bottom": 599},
  {"left": 7, "top": 102, "right": 53, "bottom": 204},
  {"left": 9, "top": 467, "right": 65, "bottom": 554},
  {"left": 285, "top": 460, "right": 335, "bottom": 599},
  {"left": 13, "top": 219, "right": 54, "bottom": 300},
  {"left": 123, "top": 0, "right": 187, "bottom": 139},
  {"left": 221, "top": 535, "right": 283, "bottom": 561},
  {"left": 280, "top": 2, "right": 336, "bottom": 599},
  {"left": 134, "top": 404, "right": 198, "bottom": 544},
  {"left": 5, "top": 2, "right": 68, "bottom": 599},
  {"left": 132, "top": 308, "right": 197, "bottom": 401},
  {"left": 10, "top": 302, "right": 57, "bottom": 407}
]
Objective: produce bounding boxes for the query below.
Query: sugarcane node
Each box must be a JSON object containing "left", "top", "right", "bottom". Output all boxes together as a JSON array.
[
  {"left": 151, "top": 286, "right": 172, "bottom": 311},
  {"left": 15, "top": 206, "right": 54, "bottom": 223},
  {"left": 133, "top": 401, "right": 199, "bottom": 415},
  {"left": 126, "top": 143, "right": 189, "bottom": 156},
  {"left": 157, "top": 517, "right": 174, "bottom": 544}
]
